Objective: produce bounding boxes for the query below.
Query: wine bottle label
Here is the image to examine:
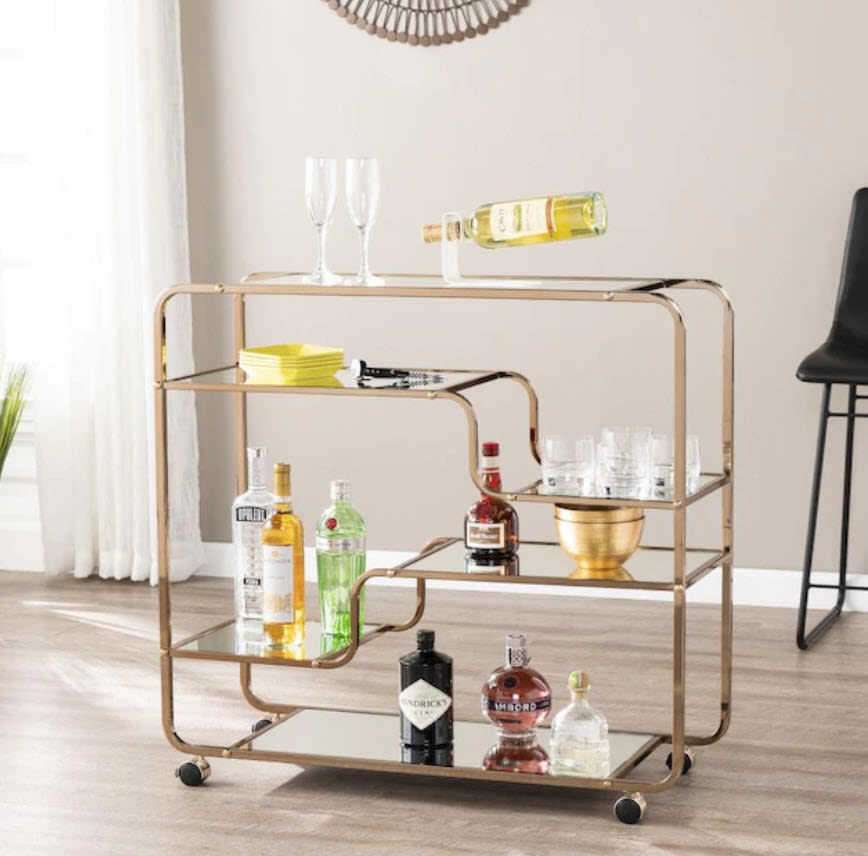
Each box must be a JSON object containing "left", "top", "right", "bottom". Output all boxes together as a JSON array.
[
  {"left": 465, "top": 521, "right": 506, "bottom": 550},
  {"left": 465, "top": 559, "right": 506, "bottom": 574},
  {"left": 488, "top": 197, "right": 554, "bottom": 242},
  {"left": 235, "top": 506, "right": 268, "bottom": 523},
  {"left": 262, "top": 546, "right": 294, "bottom": 622},
  {"left": 484, "top": 698, "right": 551, "bottom": 713},
  {"left": 399, "top": 679, "right": 452, "bottom": 731},
  {"left": 315, "top": 536, "right": 366, "bottom": 552}
]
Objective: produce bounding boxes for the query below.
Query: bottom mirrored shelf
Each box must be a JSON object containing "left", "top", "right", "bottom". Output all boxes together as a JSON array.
[{"left": 246, "top": 708, "right": 661, "bottom": 786}]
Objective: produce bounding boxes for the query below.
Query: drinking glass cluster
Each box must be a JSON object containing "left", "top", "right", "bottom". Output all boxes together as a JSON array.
[{"left": 540, "top": 428, "right": 700, "bottom": 500}]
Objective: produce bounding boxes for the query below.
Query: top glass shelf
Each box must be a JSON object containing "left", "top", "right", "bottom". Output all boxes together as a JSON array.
[{"left": 239, "top": 271, "right": 677, "bottom": 293}]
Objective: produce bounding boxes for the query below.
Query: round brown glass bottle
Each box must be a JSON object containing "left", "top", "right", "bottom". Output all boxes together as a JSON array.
[{"left": 464, "top": 441, "right": 519, "bottom": 558}]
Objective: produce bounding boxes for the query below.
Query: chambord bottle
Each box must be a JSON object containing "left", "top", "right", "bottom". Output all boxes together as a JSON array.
[{"left": 481, "top": 632, "right": 551, "bottom": 775}]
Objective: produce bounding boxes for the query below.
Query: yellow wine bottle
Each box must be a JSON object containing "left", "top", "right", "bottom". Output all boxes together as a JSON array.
[
  {"left": 262, "top": 463, "right": 306, "bottom": 649},
  {"left": 422, "top": 192, "right": 606, "bottom": 249}
]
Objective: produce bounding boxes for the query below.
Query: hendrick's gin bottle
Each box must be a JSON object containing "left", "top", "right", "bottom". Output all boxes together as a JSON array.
[{"left": 399, "top": 629, "right": 453, "bottom": 766}]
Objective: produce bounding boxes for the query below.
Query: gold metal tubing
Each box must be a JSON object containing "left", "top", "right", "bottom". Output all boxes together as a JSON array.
[
  {"left": 233, "top": 293, "right": 248, "bottom": 495},
  {"left": 159, "top": 654, "right": 230, "bottom": 759},
  {"left": 667, "top": 279, "right": 735, "bottom": 747},
  {"left": 153, "top": 275, "right": 733, "bottom": 794}
]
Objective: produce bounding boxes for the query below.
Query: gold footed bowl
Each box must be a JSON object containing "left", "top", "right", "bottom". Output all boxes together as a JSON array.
[{"left": 554, "top": 504, "right": 644, "bottom": 571}]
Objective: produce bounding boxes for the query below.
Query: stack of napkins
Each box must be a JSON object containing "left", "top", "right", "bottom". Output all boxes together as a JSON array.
[{"left": 238, "top": 344, "right": 344, "bottom": 384}]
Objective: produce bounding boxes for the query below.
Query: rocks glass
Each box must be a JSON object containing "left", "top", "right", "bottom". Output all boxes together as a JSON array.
[
  {"left": 540, "top": 435, "right": 595, "bottom": 496},
  {"left": 598, "top": 427, "right": 652, "bottom": 499}
]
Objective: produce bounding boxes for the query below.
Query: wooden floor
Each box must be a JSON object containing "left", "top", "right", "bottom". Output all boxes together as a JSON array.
[{"left": 1, "top": 570, "right": 866, "bottom": 855}]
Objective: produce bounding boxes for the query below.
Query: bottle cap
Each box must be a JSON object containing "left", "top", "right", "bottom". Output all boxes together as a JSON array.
[
  {"left": 273, "top": 463, "right": 290, "bottom": 497},
  {"left": 421, "top": 222, "right": 461, "bottom": 243},
  {"left": 247, "top": 446, "right": 266, "bottom": 459},
  {"left": 417, "top": 629, "right": 435, "bottom": 651},
  {"left": 481, "top": 441, "right": 500, "bottom": 457},
  {"left": 568, "top": 670, "right": 590, "bottom": 693},
  {"left": 330, "top": 479, "right": 351, "bottom": 502},
  {"left": 505, "top": 631, "right": 529, "bottom": 666}
]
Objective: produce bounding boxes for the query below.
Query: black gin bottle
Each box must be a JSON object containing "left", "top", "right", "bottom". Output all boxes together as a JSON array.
[{"left": 399, "top": 629, "right": 453, "bottom": 765}]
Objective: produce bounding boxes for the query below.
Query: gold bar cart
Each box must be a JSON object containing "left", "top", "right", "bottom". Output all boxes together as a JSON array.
[{"left": 153, "top": 273, "right": 734, "bottom": 824}]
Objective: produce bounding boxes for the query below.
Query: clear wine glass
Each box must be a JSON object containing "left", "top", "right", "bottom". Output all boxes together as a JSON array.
[
  {"left": 345, "top": 157, "right": 384, "bottom": 285},
  {"left": 305, "top": 156, "right": 340, "bottom": 285}
]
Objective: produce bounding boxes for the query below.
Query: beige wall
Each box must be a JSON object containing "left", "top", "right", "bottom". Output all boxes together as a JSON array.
[{"left": 179, "top": 0, "right": 868, "bottom": 571}]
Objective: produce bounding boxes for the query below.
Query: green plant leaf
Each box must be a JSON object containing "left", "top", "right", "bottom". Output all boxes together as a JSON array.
[{"left": 0, "top": 359, "right": 30, "bottom": 481}]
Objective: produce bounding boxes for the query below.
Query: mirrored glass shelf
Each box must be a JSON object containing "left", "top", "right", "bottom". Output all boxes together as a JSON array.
[
  {"left": 171, "top": 618, "right": 383, "bottom": 667},
  {"left": 246, "top": 708, "right": 661, "bottom": 787},
  {"left": 163, "top": 366, "right": 506, "bottom": 396},
  {"left": 509, "top": 472, "right": 730, "bottom": 509},
  {"left": 395, "top": 539, "right": 724, "bottom": 591}
]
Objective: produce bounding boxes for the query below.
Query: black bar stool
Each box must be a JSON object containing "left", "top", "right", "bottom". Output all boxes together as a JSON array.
[{"left": 796, "top": 187, "right": 868, "bottom": 649}]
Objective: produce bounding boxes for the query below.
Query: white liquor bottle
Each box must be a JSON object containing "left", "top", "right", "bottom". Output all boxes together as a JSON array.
[
  {"left": 549, "top": 670, "right": 610, "bottom": 777},
  {"left": 232, "top": 447, "right": 273, "bottom": 621}
]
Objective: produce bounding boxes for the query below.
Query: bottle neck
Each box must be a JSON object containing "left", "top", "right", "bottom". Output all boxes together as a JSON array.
[
  {"left": 247, "top": 452, "right": 267, "bottom": 491},
  {"left": 274, "top": 495, "right": 293, "bottom": 513},
  {"left": 496, "top": 731, "right": 536, "bottom": 748},
  {"left": 506, "top": 645, "right": 529, "bottom": 668},
  {"left": 570, "top": 690, "right": 590, "bottom": 706}
]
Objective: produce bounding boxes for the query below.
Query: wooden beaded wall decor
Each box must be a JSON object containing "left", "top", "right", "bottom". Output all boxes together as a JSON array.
[{"left": 322, "top": 0, "right": 531, "bottom": 45}]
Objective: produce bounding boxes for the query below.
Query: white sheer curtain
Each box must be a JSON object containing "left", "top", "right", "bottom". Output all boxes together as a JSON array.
[{"left": 33, "top": 1, "right": 202, "bottom": 582}]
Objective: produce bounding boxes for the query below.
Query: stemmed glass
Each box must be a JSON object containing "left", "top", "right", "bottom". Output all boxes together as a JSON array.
[
  {"left": 345, "top": 157, "right": 384, "bottom": 285},
  {"left": 305, "top": 156, "right": 340, "bottom": 285}
]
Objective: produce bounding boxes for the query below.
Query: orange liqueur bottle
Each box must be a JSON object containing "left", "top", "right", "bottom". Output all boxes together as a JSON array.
[{"left": 464, "top": 442, "right": 519, "bottom": 558}]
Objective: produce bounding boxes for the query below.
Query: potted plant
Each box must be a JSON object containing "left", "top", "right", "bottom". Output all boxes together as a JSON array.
[{"left": 0, "top": 360, "right": 28, "bottom": 481}]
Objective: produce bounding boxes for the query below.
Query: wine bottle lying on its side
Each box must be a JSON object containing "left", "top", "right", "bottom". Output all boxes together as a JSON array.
[{"left": 421, "top": 192, "right": 607, "bottom": 249}]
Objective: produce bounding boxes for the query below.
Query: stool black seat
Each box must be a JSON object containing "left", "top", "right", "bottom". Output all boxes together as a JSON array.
[{"left": 796, "top": 187, "right": 868, "bottom": 649}]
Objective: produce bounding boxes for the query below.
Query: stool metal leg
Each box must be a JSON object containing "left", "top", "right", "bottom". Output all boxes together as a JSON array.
[{"left": 797, "top": 383, "right": 855, "bottom": 649}]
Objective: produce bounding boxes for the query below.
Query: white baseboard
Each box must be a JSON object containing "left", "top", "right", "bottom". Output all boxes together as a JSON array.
[
  {"left": 202, "top": 542, "right": 868, "bottom": 612},
  {"left": 0, "top": 530, "right": 43, "bottom": 572}
]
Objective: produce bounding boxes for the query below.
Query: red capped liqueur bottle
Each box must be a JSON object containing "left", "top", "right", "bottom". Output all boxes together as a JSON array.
[{"left": 464, "top": 441, "right": 519, "bottom": 558}]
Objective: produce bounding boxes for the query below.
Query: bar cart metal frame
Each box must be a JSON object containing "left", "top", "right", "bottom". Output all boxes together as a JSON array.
[{"left": 154, "top": 273, "right": 734, "bottom": 824}]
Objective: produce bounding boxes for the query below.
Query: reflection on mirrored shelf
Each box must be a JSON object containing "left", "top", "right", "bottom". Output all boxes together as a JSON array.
[
  {"left": 172, "top": 619, "right": 378, "bottom": 663},
  {"left": 530, "top": 472, "right": 725, "bottom": 503},
  {"left": 165, "top": 367, "right": 499, "bottom": 395},
  {"left": 404, "top": 540, "right": 722, "bottom": 590},
  {"left": 251, "top": 709, "right": 656, "bottom": 782}
]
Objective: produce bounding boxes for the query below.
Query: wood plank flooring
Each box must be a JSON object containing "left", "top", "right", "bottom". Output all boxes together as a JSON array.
[{"left": 0, "top": 570, "right": 866, "bottom": 855}]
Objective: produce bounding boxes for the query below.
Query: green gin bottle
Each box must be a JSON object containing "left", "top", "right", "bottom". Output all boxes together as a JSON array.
[{"left": 315, "top": 479, "right": 367, "bottom": 640}]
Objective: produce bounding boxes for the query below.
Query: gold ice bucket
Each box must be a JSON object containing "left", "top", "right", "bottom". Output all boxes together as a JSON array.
[{"left": 554, "top": 504, "right": 644, "bottom": 571}]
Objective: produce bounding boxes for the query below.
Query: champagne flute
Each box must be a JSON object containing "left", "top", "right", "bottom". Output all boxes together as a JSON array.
[
  {"left": 345, "top": 157, "right": 384, "bottom": 285},
  {"left": 305, "top": 156, "right": 340, "bottom": 285}
]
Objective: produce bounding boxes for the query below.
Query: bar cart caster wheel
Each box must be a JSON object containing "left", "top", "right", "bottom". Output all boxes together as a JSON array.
[
  {"left": 665, "top": 746, "right": 695, "bottom": 774},
  {"left": 614, "top": 793, "right": 646, "bottom": 825},
  {"left": 175, "top": 757, "right": 211, "bottom": 787},
  {"left": 252, "top": 718, "right": 273, "bottom": 733}
]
